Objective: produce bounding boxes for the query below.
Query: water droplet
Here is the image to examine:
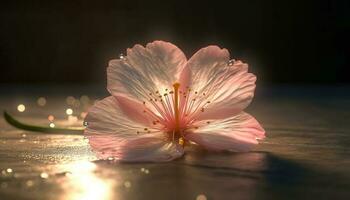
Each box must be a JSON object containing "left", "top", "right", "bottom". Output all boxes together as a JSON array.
[
  {"left": 228, "top": 59, "right": 235, "bottom": 66},
  {"left": 49, "top": 122, "right": 55, "bottom": 128},
  {"left": 83, "top": 121, "right": 88, "bottom": 126},
  {"left": 119, "top": 53, "right": 125, "bottom": 59},
  {"left": 21, "top": 134, "right": 27, "bottom": 138},
  {"left": 17, "top": 104, "right": 25, "bottom": 112},
  {"left": 40, "top": 172, "right": 49, "bottom": 179},
  {"left": 140, "top": 168, "right": 145, "bottom": 172},
  {"left": 6, "top": 168, "right": 12, "bottom": 173},
  {"left": 144, "top": 169, "right": 149, "bottom": 174},
  {"left": 66, "top": 108, "right": 73, "bottom": 115}
]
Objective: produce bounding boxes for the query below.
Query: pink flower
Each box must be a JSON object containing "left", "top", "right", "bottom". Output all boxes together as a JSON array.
[{"left": 85, "top": 41, "right": 265, "bottom": 162}]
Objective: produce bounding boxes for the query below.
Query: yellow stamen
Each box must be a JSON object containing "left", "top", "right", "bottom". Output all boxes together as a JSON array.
[
  {"left": 178, "top": 137, "right": 185, "bottom": 146},
  {"left": 173, "top": 83, "right": 180, "bottom": 134}
]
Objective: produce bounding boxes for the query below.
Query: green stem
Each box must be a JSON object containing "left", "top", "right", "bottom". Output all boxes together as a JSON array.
[{"left": 3, "top": 111, "right": 84, "bottom": 135}]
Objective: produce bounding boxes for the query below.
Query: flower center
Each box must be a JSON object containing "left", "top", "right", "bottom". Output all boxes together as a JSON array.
[{"left": 139, "top": 82, "right": 213, "bottom": 145}]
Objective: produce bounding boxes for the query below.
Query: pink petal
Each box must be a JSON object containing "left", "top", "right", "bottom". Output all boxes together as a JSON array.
[
  {"left": 84, "top": 96, "right": 183, "bottom": 162},
  {"left": 184, "top": 112, "right": 265, "bottom": 152},
  {"left": 88, "top": 135, "right": 184, "bottom": 162},
  {"left": 107, "top": 41, "right": 187, "bottom": 102},
  {"left": 115, "top": 95, "right": 154, "bottom": 126},
  {"left": 182, "top": 45, "right": 256, "bottom": 120},
  {"left": 197, "top": 67, "right": 256, "bottom": 120},
  {"left": 182, "top": 45, "right": 230, "bottom": 90}
]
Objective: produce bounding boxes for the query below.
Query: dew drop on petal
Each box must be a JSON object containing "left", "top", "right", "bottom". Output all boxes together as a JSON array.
[{"left": 228, "top": 59, "right": 235, "bottom": 66}]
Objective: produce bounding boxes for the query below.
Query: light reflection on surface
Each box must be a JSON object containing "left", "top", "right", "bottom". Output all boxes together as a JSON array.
[{"left": 58, "top": 161, "right": 115, "bottom": 200}]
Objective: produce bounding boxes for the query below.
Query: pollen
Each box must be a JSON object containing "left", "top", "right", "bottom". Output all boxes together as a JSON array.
[{"left": 178, "top": 137, "right": 185, "bottom": 146}]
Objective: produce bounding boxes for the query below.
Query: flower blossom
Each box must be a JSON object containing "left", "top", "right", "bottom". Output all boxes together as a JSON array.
[{"left": 85, "top": 41, "right": 265, "bottom": 162}]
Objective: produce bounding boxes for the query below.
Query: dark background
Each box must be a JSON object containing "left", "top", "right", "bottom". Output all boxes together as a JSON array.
[{"left": 0, "top": 0, "right": 349, "bottom": 84}]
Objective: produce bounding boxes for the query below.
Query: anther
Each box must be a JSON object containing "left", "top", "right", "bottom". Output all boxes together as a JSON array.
[{"left": 179, "top": 137, "right": 185, "bottom": 146}]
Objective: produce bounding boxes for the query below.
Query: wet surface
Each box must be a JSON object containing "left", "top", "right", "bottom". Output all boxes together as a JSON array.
[{"left": 0, "top": 85, "right": 349, "bottom": 200}]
